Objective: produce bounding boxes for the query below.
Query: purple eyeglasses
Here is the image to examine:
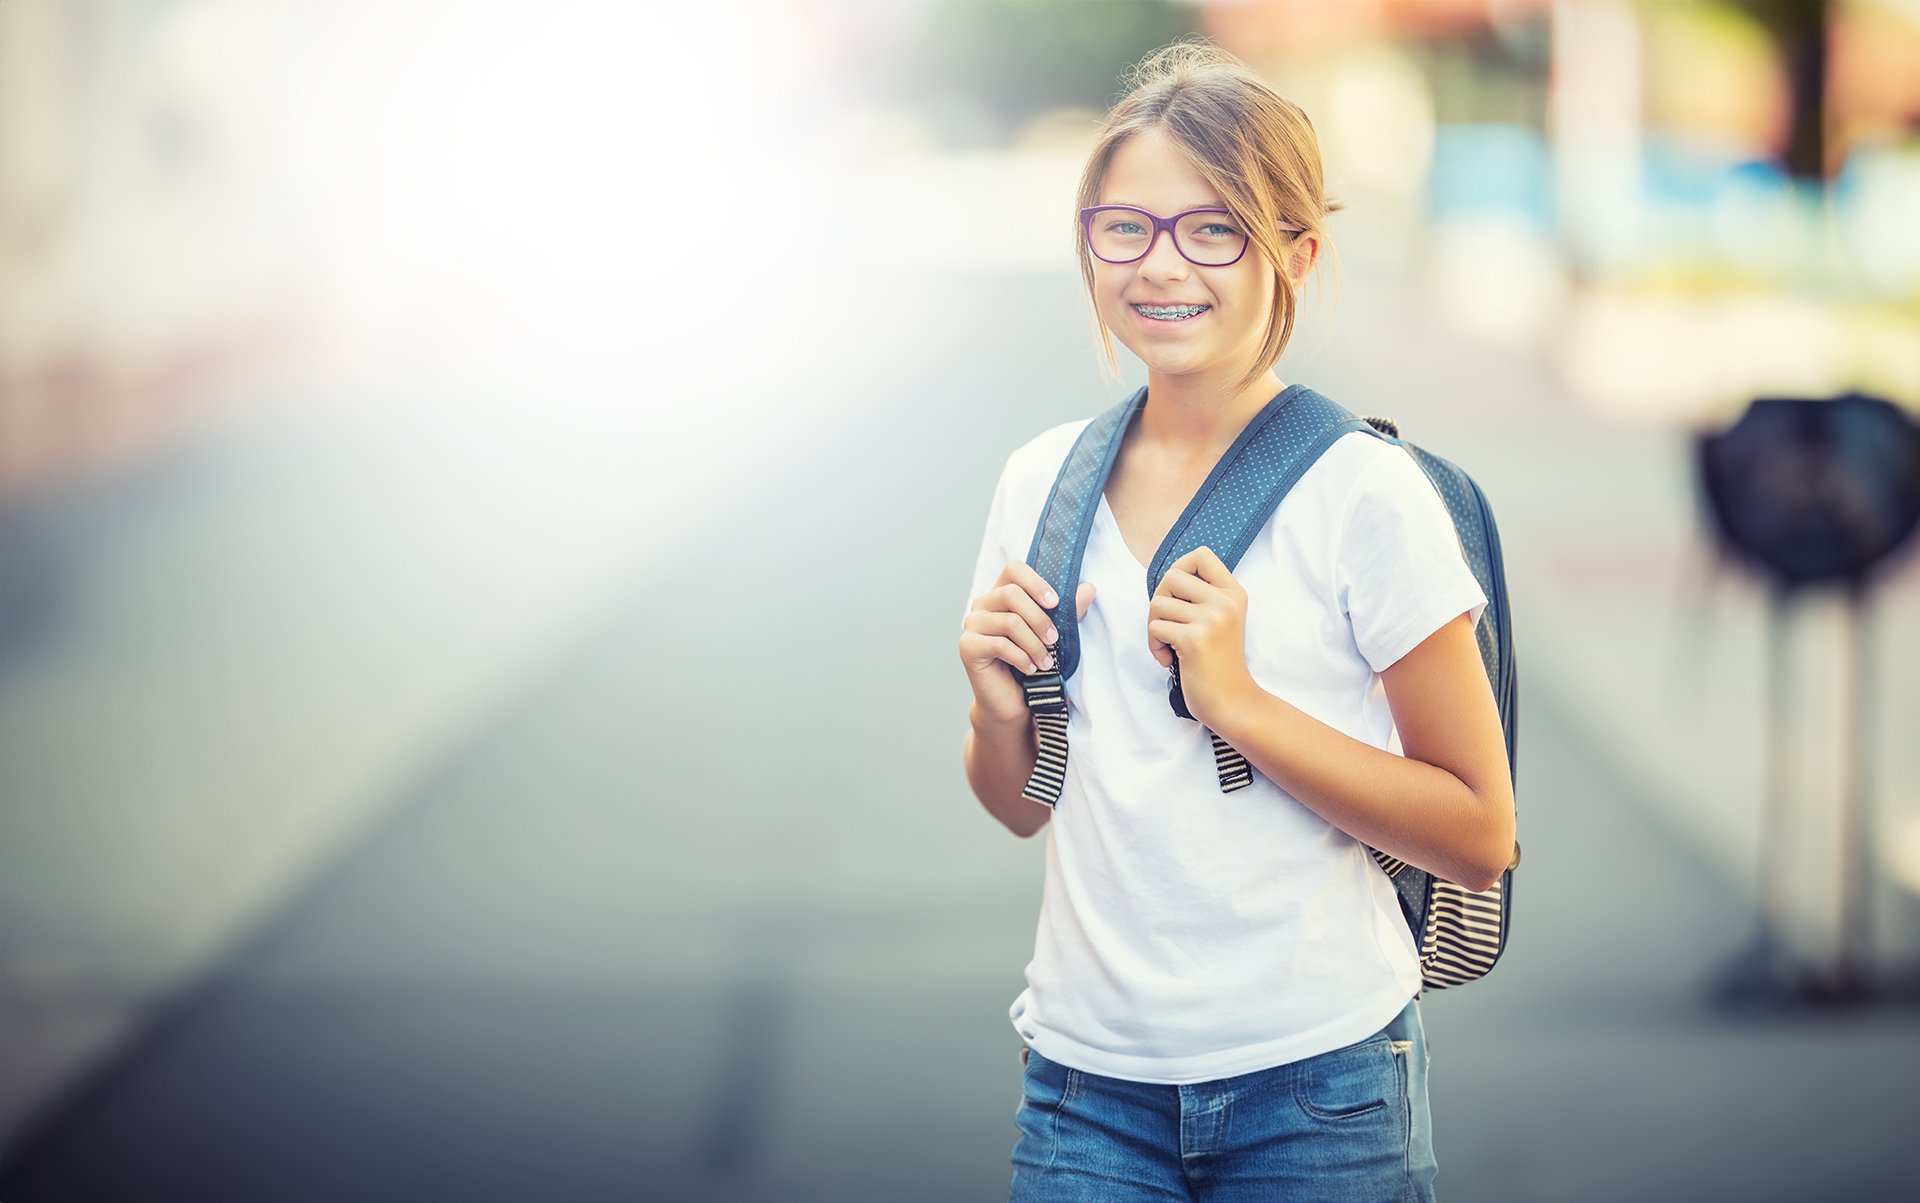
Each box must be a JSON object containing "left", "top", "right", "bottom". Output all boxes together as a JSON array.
[{"left": 1079, "top": 205, "right": 1304, "bottom": 268}]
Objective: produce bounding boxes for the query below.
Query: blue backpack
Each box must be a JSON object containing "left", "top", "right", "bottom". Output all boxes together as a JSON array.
[{"left": 1013, "top": 384, "right": 1518, "bottom": 990}]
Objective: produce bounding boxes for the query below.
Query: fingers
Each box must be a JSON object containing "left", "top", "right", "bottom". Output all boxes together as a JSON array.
[
  {"left": 1154, "top": 567, "right": 1207, "bottom": 604},
  {"left": 997, "top": 561, "right": 1060, "bottom": 612},
  {"left": 1154, "top": 566, "right": 1225, "bottom": 606},
  {"left": 1147, "top": 550, "right": 1242, "bottom": 670},
  {"left": 963, "top": 610, "right": 1054, "bottom": 675},
  {"left": 987, "top": 582, "right": 1058, "bottom": 642},
  {"left": 1144, "top": 598, "right": 1199, "bottom": 667},
  {"left": 1160, "top": 547, "right": 1238, "bottom": 588},
  {"left": 1148, "top": 594, "right": 1203, "bottom": 624},
  {"left": 1154, "top": 550, "right": 1246, "bottom": 604},
  {"left": 972, "top": 580, "right": 1058, "bottom": 649},
  {"left": 1146, "top": 619, "right": 1185, "bottom": 664},
  {"left": 962, "top": 564, "right": 1095, "bottom": 678},
  {"left": 1148, "top": 629, "right": 1174, "bottom": 669},
  {"left": 1180, "top": 546, "right": 1234, "bottom": 586}
]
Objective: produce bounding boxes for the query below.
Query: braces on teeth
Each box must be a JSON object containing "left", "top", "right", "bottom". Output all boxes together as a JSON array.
[{"left": 1136, "top": 304, "right": 1209, "bottom": 318}]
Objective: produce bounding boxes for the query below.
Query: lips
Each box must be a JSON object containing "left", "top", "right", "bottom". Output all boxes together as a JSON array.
[{"left": 1133, "top": 303, "right": 1210, "bottom": 321}]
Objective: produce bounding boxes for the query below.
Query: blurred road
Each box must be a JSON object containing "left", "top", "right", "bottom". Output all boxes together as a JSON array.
[{"left": 3, "top": 271, "right": 1918, "bottom": 1201}]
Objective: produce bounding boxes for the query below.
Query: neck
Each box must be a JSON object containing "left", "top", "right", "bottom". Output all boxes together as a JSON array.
[{"left": 1137, "top": 363, "right": 1286, "bottom": 456}]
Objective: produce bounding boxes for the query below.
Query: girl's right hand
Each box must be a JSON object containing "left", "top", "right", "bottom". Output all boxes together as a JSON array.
[{"left": 959, "top": 562, "right": 1096, "bottom": 723}]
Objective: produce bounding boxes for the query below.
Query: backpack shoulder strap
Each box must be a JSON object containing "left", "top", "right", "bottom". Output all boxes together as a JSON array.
[
  {"left": 1147, "top": 385, "right": 1378, "bottom": 791},
  {"left": 1146, "top": 385, "right": 1375, "bottom": 589},
  {"left": 1012, "top": 389, "right": 1143, "bottom": 807},
  {"left": 1014, "top": 385, "right": 1375, "bottom": 805},
  {"left": 1023, "top": 389, "right": 1143, "bottom": 682}
]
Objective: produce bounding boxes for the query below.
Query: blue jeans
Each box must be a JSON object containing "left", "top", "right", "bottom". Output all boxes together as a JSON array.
[{"left": 1010, "top": 1000, "right": 1436, "bottom": 1202}]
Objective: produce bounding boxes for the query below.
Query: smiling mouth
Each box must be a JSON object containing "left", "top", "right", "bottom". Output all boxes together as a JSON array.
[{"left": 1133, "top": 303, "right": 1210, "bottom": 321}]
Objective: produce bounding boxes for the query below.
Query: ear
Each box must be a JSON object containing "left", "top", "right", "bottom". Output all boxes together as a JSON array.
[{"left": 1287, "top": 233, "right": 1320, "bottom": 289}]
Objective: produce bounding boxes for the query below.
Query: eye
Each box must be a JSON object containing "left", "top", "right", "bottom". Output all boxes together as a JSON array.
[
  {"left": 1195, "top": 222, "right": 1241, "bottom": 239},
  {"left": 1107, "top": 220, "right": 1147, "bottom": 236}
]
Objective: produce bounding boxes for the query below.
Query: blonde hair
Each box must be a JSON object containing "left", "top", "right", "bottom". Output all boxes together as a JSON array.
[{"left": 1077, "top": 41, "right": 1338, "bottom": 386}]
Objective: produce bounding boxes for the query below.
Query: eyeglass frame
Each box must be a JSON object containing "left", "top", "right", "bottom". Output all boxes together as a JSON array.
[{"left": 1078, "top": 205, "right": 1305, "bottom": 269}]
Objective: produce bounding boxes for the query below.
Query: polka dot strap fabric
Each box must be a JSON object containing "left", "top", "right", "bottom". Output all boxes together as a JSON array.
[
  {"left": 1148, "top": 385, "right": 1375, "bottom": 793},
  {"left": 1146, "top": 385, "right": 1370, "bottom": 590},
  {"left": 1013, "top": 386, "right": 1366, "bottom": 807},
  {"left": 1013, "top": 389, "right": 1143, "bottom": 808}
]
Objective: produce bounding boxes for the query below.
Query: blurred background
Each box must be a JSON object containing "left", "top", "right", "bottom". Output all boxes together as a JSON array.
[{"left": 1, "top": 1, "right": 1918, "bottom": 1199}]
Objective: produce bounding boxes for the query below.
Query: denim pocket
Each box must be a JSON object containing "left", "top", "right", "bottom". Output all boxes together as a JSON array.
[
  {"left": 1021, "top": 1048, "right": 1073, "bottom": 1106},
  {"left": 1012, "top": 1049, "right": 1076, "bottom": 1176},
  {"left": 1295, "top": 1035, "right": 1397, "bottom": 1123}
]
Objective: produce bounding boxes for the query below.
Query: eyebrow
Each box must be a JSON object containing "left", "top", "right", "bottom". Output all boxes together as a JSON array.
[
  {"left": 1098, "top": 202, "right": 1232, "bottom": 213},
  {"left": 1095, "top": 203, "right": 1303, "bottom": 232}
]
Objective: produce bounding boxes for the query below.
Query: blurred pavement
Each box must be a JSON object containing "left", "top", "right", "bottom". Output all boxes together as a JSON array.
[{"left": 2, "top": 269, "right": 1918, "bottom": 1201}]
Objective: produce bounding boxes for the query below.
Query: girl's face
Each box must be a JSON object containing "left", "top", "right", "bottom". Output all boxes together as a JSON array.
[{"left": 1092, "top": 129, "right": 1300, "bottom": 386}]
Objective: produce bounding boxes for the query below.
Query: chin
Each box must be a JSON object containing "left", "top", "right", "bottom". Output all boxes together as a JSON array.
[
  {"left": 1109, "top": 330, "right": 1191, "bottom": 371},
  {"left": 1129, "top": 346, "right": 1212, "bottom": 378}
]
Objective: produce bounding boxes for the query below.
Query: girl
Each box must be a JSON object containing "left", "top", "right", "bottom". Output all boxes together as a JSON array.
[{"left": 958, "top": 44, "right": 1514, "bottom": 1202}]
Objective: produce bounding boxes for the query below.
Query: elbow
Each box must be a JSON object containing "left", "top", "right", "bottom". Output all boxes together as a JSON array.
[
  {"left": 999, "top": 801, "right": 1052, "bottom": 839},
  {"left": 1458, "top": 800, "right": 1517, "bottom": 894},
  {"left": 964, "top": 730, "right": 1052, "bottom": 838},
  {"left": 1455, "top": 862, "right": 1506, "bottom": 895},
  {"left": 1449, "top": 847, "right": 1508, "bottom": 894}
]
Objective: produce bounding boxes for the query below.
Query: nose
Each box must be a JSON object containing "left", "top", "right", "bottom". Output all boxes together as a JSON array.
[{"left": 1137, "top": 225, "right": 1190, "bottom": 279}]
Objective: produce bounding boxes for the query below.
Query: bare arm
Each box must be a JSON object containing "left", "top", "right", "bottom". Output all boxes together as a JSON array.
[
  {"left": 958, "top": 561, "right": 1096, "bottom": 838},
  {"left": 963, "top": 709, "right": 1049, "bottom": 838},
  {"left": 1148, "top": 548, "right": 1514, "bottom": 891}
]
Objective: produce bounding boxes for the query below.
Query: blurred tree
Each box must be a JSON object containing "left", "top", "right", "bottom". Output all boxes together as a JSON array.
[
  {"left": 908, "top": 0, "right": 1198, "bottom": 148},
  {"left": 1420, "top": 26, "right": 1548, "bottom": 130},
  {"left": 1642, "top": 1, "right": 1792, "bottom": 160}
]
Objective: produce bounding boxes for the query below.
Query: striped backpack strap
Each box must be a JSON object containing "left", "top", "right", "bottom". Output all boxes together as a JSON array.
[
  {"left": 1147, "top": 385, "right": 1375, "bottom": 792},
  {"left": 1360, "top": 422, "right": 1521, "bottom": 991},
  {"left": 1011, "top": 390, "right": 1144, "bottom": 808}
]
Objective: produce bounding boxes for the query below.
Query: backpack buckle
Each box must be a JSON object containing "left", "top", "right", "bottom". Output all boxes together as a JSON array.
[
  {"left": 1168, "top": 654, "right": 1194, "bottom": 720},
  {"left": 1021, "top": 667, "right": 1068, "bottom": 715}
]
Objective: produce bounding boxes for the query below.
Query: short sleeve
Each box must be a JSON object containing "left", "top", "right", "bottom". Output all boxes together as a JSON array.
[
  {"left": 965, "top": 456, "right": 1021, "bottom": 621},
  {"left": 1336, "top": 446, "right": 1489, "bottom": 673},
  {"left": 964, "top": 420, "right": 1091, "bottom": 623}
]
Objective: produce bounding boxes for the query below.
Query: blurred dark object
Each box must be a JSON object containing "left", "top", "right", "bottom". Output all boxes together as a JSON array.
[
  {"left": 1698, "top": 394, "right": 1920, "bottom": 589},
  {"left": 1697, "top": 393, "right": 1920, "bottom": 1006},
  {"left": 1729, "top": 0, "right": 1830, "bottom": 178}
]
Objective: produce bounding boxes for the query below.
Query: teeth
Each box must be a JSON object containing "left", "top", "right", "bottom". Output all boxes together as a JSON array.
[{"left": 1135, "top": 304, "right": 1208, "bottom": 320}]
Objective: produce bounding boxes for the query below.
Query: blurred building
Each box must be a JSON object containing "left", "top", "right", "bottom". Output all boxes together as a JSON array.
[
  {"left": 1200, "top": 0, "right": 1920, "bottom": 419},
  {"left": 0, "top": 0, "right": 322, "bottom": 499}
]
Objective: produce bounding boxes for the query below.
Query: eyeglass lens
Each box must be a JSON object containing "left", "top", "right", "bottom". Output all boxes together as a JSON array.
[{"left": 1085, "top": 209, "right": 1247, "bottom": 267}]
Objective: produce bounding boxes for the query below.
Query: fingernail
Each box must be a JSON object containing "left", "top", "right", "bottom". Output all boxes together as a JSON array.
[
  {"left": 1043, "top": 590, "right": 1059, "bottom": 608},
  {"left": 1045, "top": 627, "right": 1058, "bottom": 644},
  {"left": 1040, "top": 653, "right": 1053, "bottom": 670}
]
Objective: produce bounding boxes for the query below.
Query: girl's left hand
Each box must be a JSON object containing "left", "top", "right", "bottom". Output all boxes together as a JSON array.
[{"left": 1147, "top": 547, "right": 1257, "bottom": 728}]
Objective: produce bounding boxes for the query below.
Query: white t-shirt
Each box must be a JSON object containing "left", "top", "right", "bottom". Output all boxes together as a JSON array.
[{"left": 969, "top": 419, "right": 1488, "bottom": 1085}]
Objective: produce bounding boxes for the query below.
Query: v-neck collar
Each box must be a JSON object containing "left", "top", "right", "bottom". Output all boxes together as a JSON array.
[{"left": 1093, "top": 492, "right": 1156, "bottom": 576}]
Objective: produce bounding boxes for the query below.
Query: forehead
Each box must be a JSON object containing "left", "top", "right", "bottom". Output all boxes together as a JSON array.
[{"left": 1099, "top": 128, "right": 1226, "bottom": 212}]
